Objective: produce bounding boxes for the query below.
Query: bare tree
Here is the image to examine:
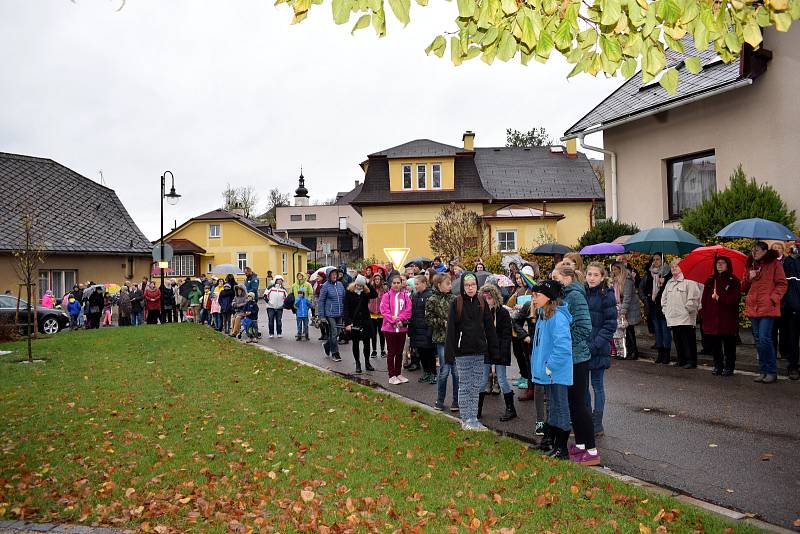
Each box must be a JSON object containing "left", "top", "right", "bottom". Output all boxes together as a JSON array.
[
  {"left": 265, "top": 188, "right": 290, "bottom": 211},
  {"left": 222, "top": 183, "right": 260, "bottom": 218},
  {"left": 312, "top": 197, "right": 337, "bottom": 206},
  {"left": 12, "top": 206, "right": 47, "bottom": 362},
  {"left": 428, "top": 203, "right": 488, "bottom": 259}
]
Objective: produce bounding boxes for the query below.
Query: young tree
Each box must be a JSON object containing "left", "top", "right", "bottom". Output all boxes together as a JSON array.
[
  {"left": 277, "top": 0, "right": 798, "bottom": 94},
  {"left": 506, "top": 127, "right": 552, "bottom": 147},
  {"left": 222, "top": 184, "right": 260, "bottom": 218},
  {"left": 429, "top": 203, "right": 487, "bottom": 259},
  {"left": 12, "top": 207, "right": 47, "bottom": 363},
  {"left": 265, "top": 188, "right": 291, "bottom": 212}
]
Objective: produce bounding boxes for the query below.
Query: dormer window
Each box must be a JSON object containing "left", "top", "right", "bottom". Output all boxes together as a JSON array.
[
  {"left": 431, "top": 164, "right": 442, "bottom": 189},
  {"left": 402, "top": 165, "right": 412, "bottom": 190},
  {"left": 416, "top": 164, "right": 427, "bottom": 189}
]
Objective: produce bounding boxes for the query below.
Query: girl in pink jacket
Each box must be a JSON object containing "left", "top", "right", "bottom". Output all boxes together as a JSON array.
[{"left": 380, "top": 276, "right": 412, "bottom": 384}]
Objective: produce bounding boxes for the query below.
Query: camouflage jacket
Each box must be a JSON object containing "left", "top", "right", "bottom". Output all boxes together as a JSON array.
[{"left": 425, "top": 288, "right": 455, "bottom": 344}]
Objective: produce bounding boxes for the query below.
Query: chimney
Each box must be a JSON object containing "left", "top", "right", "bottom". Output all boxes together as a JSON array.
[
  {"left": 355, "top": 180, "right": 360, "bottom": 187},
  {"left": 230, "top": 202, "right": 246, "bottom": 217},
  {"left": 462, "top": 131, "right": 475, "bottom": 151},
  {"left": 566, "top": 138, "right": 577, "bottom": 158}
]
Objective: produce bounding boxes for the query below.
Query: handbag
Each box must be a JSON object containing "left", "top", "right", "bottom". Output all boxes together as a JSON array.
[{"left": 283, "top": 292, "right": 295, "bottom": 310}]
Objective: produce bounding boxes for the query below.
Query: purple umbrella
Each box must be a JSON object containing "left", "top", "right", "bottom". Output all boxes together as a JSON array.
[{"left": 579, "top": 242, "right": 626, "bottom": 255}]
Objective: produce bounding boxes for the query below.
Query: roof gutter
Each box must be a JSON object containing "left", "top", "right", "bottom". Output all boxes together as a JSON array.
[{"left": 561, "top": 78, "right": 753, "bottom": 141}]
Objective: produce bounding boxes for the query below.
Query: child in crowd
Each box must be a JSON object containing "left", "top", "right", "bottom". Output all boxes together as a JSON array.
[
  {"left": 294, "top": 288, "right": 310, "bottom": 341},
  {"left": 67, "top": 295, "right": 81, "bottom": 329},
  {"left": 380, "top": 275, "right": 412, "bottom": 385},
  {"left": 368, "top": 273, "right": 387, "bottom": 358},
  {"left": 211, "top": 287, "right": 222, "bottom": 330},
  {"left": 241, "top": 292, "right": 260, "bottom": 342},
  {"left": 478, "top": 283, "right": 516, "bottom": 422},
  {"left": 426, "top": 273, "right": 458, "bottom": 412},
  {"left": 101, "top": 291, "right": 113, "bottom": 326},
  {"left": 200, "top": 287, "right": 212, "bottom": 325},
  {"left": 530, "top": 279, "right": 573, "bottom": 459},
  {"left": 409, "top": 275, "right": 436, "bottom": 383}
]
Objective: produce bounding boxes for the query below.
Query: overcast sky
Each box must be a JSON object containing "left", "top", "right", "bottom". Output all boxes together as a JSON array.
[{"left": 1, "top": 1, "right": 620, "bottom": 240}]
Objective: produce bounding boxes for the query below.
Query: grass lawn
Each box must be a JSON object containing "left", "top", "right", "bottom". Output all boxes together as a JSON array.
[{"left": 0, "top": 324, "right": 761, "bottom": 533}]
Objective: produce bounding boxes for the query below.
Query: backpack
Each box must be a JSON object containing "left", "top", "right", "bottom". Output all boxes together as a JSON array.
[
  {"left": 455, "top": 294, "right": 485, "bottom": 322},
  {"left": 282, "top": 292, "right": 295, "bottom": 310}
]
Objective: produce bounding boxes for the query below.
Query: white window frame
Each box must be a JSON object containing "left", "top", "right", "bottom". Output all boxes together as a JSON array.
[
  {"left": 496, "top": 230, "right": 517, "bottom": 252},
  {"left": 237, "top": 252, "right": 247, "bottom": 272},
  {"left": 431, "top": 163, "right": 442, "bottom": 189},
  {"left": 209, "top": 224, "right": 221, "bottom": 238},
  {"left": 281, "top": 252, "right": 287, "bottom": 275},
  {"left": 416, "top": 164, "right": 427, "bottom": 189},
  {"left": 169, "top": 255, "right": 195, "bottom": 277},
  {"left": 402, "top": 164, "right": 412, "bottom": 190}
]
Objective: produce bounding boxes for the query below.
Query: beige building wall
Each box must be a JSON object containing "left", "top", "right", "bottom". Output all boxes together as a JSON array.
[
  {"left": 603, "top": 28, "right": 800, "bottom": 229},
  {"left": 276, "top": 204, "right": 362, "bottom": 234}
]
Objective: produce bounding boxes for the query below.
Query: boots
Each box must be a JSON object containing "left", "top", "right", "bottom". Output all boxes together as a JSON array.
[
  {"left": 518, "top": 379, "right": 535, "bottom": 401},
  {"left": 354, "top": 354, "right": 362, "bottom": 374},
  {"left": 477, "top": 392, "right": 486, "bottom": 419},
  {"left": 365, "top": 359, "right": 375, "bottom": 372},
  {"left": 499, "top": 392, "right": 516, "bottom": 421},
  {"left": 547, "top": 428, "right": 570, "bottom": 460},
  {"left": 656, "top": 347, "right": 670, "bottom": 364},
  {"left": 537, "top": 423, "right": 554, "bottom": 452},
  {"left": 592, "top": 411, "right": 604, "bottom": 436}
]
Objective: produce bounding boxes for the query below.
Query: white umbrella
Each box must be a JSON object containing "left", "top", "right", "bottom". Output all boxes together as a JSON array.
[
  {"left": 501, "top": 254, "right": 524, "bottom": 269},
  {"left": 211, "top": 263, "right": 243, "bottom": 275}
]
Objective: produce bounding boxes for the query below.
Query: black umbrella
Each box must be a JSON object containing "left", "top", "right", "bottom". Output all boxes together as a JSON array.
[
  {"left": 179, "top": 279, "right": 202, "bottom": 298},
  {"left": 405, "top": 256, "right": 432, "bottom": 268},
  {"left": 531, "top": 243, "right": 573, "bottom": 255}
]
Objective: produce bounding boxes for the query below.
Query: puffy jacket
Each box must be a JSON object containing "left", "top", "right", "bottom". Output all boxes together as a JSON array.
[
  {"left": 318, "top": 272, "right": 345, "bottom": 318},
  {"left": 444, "top": 272, "right": 499, "bottom": 363},
  {"left": 290, "top": 275, "right": 313, "bottom": 300},
  {"left": 265, "top": 285, "right": 288, "bottom": 309},
  {"left": 409, "top": 287, "right": 434, "bottom": 348},
  {"left": 531, "top": 304, "right": 573, "bottom": 386},
  {"left": 243, "top": 300, "right": 258, "bottom": 320},
  {"left": 67, "top": 299, "right": 81, "bottom": 316},
  {"left": 380, "top": 288, "right": 412, "bottom": 333},
  {"left": 585, "top": 283, "right": 618, "bottom": 370},
  {"left": 218, "top": 287, "right": 235, "bottom": 314},
  {"left": 294, "top": 296, "right": 310, "bottom": 318},
  {"left": 425, "top": 288, "right": 455, "bottom": 344},
  {"left": 700, "top": 260, "right": 741, "bottom": 336},
  {"left": 782, "top": 255, "right": 800, "bottom": 313},
  {"left": 661, "top": 277, "right": 703, "bottom": 327},
  {"left": 368, "top": 286, "right": 386, "bottom": 317},
  {"left": 343, "top": 284, "right": 378, "bottom": 330},
  {"left": 143, "top": 288, "right": 161, "bottom": 312},
  {"left": 245, "top": 272, "right": 260, "bottom": 296},
  {"left": 562, "top": 282, "right": 592, "bottom": 365},
  {"left": 742, "top": 250, "right": 787, "bottom": 317}
]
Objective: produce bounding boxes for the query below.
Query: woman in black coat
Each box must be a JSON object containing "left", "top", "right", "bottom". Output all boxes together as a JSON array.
[
  {"left": 409, "top": 275, "right": 436, "bottom": 383},
  {"left": 343, "top": 275, "right": 377, "bottom": 374},
  {"left": 479, "top": 283, "right": 516, "bottom": 422},
  {"left": 86, "top": 286, "right": 104, "bottom": 329}
]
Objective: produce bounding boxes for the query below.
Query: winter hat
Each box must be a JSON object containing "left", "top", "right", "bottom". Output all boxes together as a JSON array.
[
  {"left": 354, "top": 274, "right": 367, "bottom": 286},
  {"left": 247, "top": 292, "right": 255, "bottom": 300},
  {"left": 519, "top": 265, "right": 537, "bottom": 289},
  {"left": 224, "top": 283, "right": 231, "bottom": 289},
  {"left": 531, "top": 279, "right": 563, "bottom": 301},
  {"left": 298, "top": 288, "right": 305, "bottom": 294},
  {"left": 274, "top": 275, "right": 284, "bottom": 282}
]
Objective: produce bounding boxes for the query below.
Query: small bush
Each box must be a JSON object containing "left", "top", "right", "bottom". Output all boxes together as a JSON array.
[
  {"left": 680, "top": 165, "right": 797, "bottom": 242},
  {"left": 577, "top": 219, "right": 640, "bottom": 249}
]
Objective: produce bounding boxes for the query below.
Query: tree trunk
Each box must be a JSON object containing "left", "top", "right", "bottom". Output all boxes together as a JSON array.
[{"left": 26, "top": 283, "right": 32, "bottom": 363}]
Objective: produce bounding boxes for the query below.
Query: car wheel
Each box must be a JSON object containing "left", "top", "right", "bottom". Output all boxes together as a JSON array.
[{"left": 41, "top": 316, "right": 61, "bottom": 335}]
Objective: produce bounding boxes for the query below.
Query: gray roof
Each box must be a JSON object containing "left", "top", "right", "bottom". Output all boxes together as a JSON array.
[
  {"left": 474, "top": 147, "right": 603, "bottom": 200},
  {"left": 564, "top": 39, "right": 743, "bottom": 138},
  {"left": 0, "top": 152, "right": 152, "bottom": 255},
  {"left": 369, "top": 139, "right": 462, "bottom": 158},
  {"left": 335, "top": 182, "right": 363, "bottom": 205},
  {"left": 189, "top": 209, "right": 310, "bottom": 251}
]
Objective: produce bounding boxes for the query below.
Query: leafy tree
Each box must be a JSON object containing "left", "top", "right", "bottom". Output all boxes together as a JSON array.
[
  {"left": 506, "top": 127, "right": 552, "bottom": 147},
  {"left": 577, "top": 218, "right": 640, "bottom": 248},
  {"left": 222, "top": 184, "right": 260, "bottom": 218},
  {"left": 429, "top": 203, "right": 487, "bottom": 259},
  {"left": 278, "top": 0, "right": 799, "bottom": 94},
  {"left": 680, "top": 165, "right": 797, "bottom": 242}
]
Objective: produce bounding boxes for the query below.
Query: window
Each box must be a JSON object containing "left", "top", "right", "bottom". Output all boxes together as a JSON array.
[
  {"left": 237, "top": 252, "right": 247, "bottom": 272},
  {"left": 38, "top": 270, "right": 77, "bottom": 300},
  {"left": 667, "top": 151, "right": 716, "bottom": 220},
  {"left": 416, "top": 164, "right": 427, "bottom": 189},
  {"left": 208, "top": 262, "right": 212, "bottom": 273},
  {"left": 281, "top": 252, "right": 287, "bottom": 274},
  {"left": 497, "top": 230, "right": 517, "bottom": 252},
  {"left": 290, "top": 214, "right": 302, "bottom": 221},
  {"left": 402, "top": 165, "right": 412, "bottom": 189},
  {"left": 339, "top": 216, "right": 348, "bottom": 230},
  {"left": 304, "top": 214, "right": 316, "bottom": 221},
  {"left": 431, "top": 163, "right": 442, "bottom": 189},
  {"left": 169, "top": 255, "right": 195, "bottom": 277},
  {"left": 126, "top": 256, "right": 134, "bottom": 279},
  {"left": 209, "top": 224, "right": 221, "bottom": 238}
]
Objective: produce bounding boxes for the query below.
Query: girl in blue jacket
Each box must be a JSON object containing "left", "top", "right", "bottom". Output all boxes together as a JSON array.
[{"left": 530, "top": 279, "right": 573, "bottom": 460}]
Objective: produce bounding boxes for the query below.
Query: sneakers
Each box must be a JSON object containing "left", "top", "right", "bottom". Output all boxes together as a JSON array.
[
  {"left": 365, "top": 362, "right": 375, "bottom": 372},
  {"left": 380, "top": 350, "right": 387, "bottom": 358},
  {"left": 331, "top": 354, "right": 342, "bottom": 362},
  {"left": 753, "top": 374, "right": 765, "bottom": 383},
  {"left": 268, "top": 334, "right": 274, "bottom": 338},
  {"left": 534, "top": 421, "right": 545, "bottom": 436},
  {"left": 388, "top": 376, "right": 400, "bottom": 385},
  {"left": 355, "top": 365, "right": 363, "bottom": 374},
  {"left": 449, "top": 403, "right": 459, "bottom": 412},
  {"left": 461, "top": 420, "right": 490, "bottom": 432},
  {"left": 370, "top": 351, "right": 377, "bottom": 358},
  {"left": 277, "top": 334, "right": 282, "bottom": 338},
  {"left": 789, "top": 369, "right": 800, "bottom": 381},
  {"left": 762, "top": 373, "right": 777, "bottom": 384},
  {"left": 573, "top": 450, "right": 601, "bottom": 466},
  {"left": 434, "top": 400, "right": 445, "bottom": 411},
  {"left": 397, "top": 375, "right": 409, "bottom": 383},
  {"left": 295, "top": 335, "right": 301, "bottom": 341},
  {"left": 418, "top": 372, "right": 432, "bottom": 383}
]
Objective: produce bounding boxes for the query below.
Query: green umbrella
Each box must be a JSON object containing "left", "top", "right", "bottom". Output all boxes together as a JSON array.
[{"left": 623, "top": 227, "right": 703, "bottom": 255}]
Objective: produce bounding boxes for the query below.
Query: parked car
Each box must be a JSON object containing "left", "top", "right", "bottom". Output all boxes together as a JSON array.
[{"left": 0, "top": 294, "right": 70, "bottom": 334}]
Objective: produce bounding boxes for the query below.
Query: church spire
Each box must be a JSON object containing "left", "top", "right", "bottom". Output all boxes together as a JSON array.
[{"left": 294, "top": 167, "right": 309, "bottom": 206}]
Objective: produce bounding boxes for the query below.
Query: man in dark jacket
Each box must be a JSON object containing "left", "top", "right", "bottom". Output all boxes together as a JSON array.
[
  {"left": 444, "top": 272, "right": 499, "bottom": 432},
  {"left": 318, "top": 269, "right": 346, "bottom": 362},
  {"left": 774, "top": 245, "right": 800, "bottom": 380},
  {"left": 129, "top": 284, "right": 144, "bottom": 326}
]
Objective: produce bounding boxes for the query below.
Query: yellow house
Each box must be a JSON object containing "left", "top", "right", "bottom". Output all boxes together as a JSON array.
[
  {"left": 352, "top": 132, "right": 603, "bottom": 259},
  {"left": 162, "top": 208, "right": 309, "bottom": 290}
]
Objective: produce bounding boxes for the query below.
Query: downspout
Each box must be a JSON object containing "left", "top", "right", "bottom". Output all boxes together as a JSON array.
[
  {"left": 578, "top": 134, "right": 617, "bottom": 221},
  {"left": 291, "top": 246, "right": 299, "bottom": 281}
]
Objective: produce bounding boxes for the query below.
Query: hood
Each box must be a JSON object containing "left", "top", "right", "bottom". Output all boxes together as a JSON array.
[
  {"left": 479, "top": 282, "right": 502, "bottom": 306},
  {"left": 712, "top": 256, "right": 734, "bottom": 280},
  {"left": 234, "top": 284, "right": 245, "bottom": 295},
  {"left": 459, "top": 271, "right": 480, "bottom": 299},
  {"left": 555, "top": 303, "right": 573, "bottom": 322},
  {"left": 296, "top": 272, "right": 306, "bottom": 282},
  {"left": 327, "top": 269, "right": 340, "bottom": 282},
  {"left": 747, "top": 249, "right": 779, "bottom": 268},
  {"left": 339, "top": 261, "right": 348, "bottom": 271}
]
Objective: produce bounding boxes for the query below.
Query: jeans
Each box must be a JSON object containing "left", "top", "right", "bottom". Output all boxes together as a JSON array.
[
  {"left": 455, "top": 354, "right": 485, "bottom": 424},
  {"left": 212, "top": 312, "right": 220, "bottom": 330},
  {"left": 482, "top": 364, "right": 512, "bottom": 394},
  {"left": 653, "top": 316, "right": 672, "bottom": 349},
  {"left": 296, "top": 316, "right": 309, "bottom": 337},
  {"left": 546, "top": 383, "right": 571, "bottom": 432},
  {"left": 131, "top": 310, "right": 143, "bottom": 326},
  {"left": 324, "top": 316, "right": 343, "bottom": 356},
  {"left": 436, "top": 343, "right": 458, "bottom": 405},
  {"left": 751, "top": 316, "right": 777, "bottom": 375},
  {"left": 267, "top": 308, "right": 283, "bottom": 335},
  {"left": 584, "top": 367, "right": 606, "bottom": 419},
  {"left": 222, "top": 311, "right": 232, "bottom": 333},
  {"left": 384, "top": 331, "right": 406, "bottom": 377},
  {"left": 568, "top": 361, "right": 595, "bottom": 449}
]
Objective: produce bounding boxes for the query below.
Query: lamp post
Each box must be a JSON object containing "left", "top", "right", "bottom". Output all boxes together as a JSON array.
[{"left": 160, "top": 171, "right": 181, "bottom": 319}]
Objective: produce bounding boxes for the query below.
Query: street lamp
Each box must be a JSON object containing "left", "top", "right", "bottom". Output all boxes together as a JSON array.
[{"left": 160, "top": 171, "right": 180, "bottom": 319}]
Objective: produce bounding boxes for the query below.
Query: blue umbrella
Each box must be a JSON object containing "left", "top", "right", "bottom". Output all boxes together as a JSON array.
[
  {"left": 579, "top": 242, "right": 625, "bottom": 255},
  {"left": 715, "top": 218, "right": 798, "bottom": 241},
  {"left": 623, "top": 227, "right": 703, "bottom": 255}
]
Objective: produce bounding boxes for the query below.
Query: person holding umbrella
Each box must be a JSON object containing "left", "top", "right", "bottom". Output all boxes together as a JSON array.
[
  {"left": 743, "top": 242, "right": 788, "bottom": 384},
  {"left": 661, "top": 261, "right": 702, "bottom": 369},
  {"left": 642, "top": 255, "right": 672, "bottom": 363},
  {"left": 699, "top": 256, "right": 741, "bottom": 376}
]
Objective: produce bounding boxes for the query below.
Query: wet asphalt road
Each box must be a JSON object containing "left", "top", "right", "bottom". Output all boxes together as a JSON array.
[{"left": 252, "top": 319, "right": 800, "bottom": 529}]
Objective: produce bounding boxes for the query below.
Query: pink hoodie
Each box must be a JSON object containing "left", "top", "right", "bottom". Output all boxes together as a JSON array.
[{"left": 379, "top": 288, "right": 412, "bottom": 333}]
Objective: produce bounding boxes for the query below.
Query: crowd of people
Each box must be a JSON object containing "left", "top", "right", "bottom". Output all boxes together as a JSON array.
[{"left": 47, "top": 241, "right": 799, "bottom": 465}]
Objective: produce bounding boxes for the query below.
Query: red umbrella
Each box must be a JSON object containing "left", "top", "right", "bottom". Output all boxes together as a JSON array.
[
  {"left": 151, "top": 266, "right": 175, "bottom": 276},
  {"left": 677, "top": 245, "right": 746, "bottom": 284}
]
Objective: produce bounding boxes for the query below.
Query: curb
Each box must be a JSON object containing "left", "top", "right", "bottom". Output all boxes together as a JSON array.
[
  {"left": 0, "top": 521, "right": 130, "bottom": 533},
  {"left": 257, "top": 343, "right": 799, "bottom": 534}
]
